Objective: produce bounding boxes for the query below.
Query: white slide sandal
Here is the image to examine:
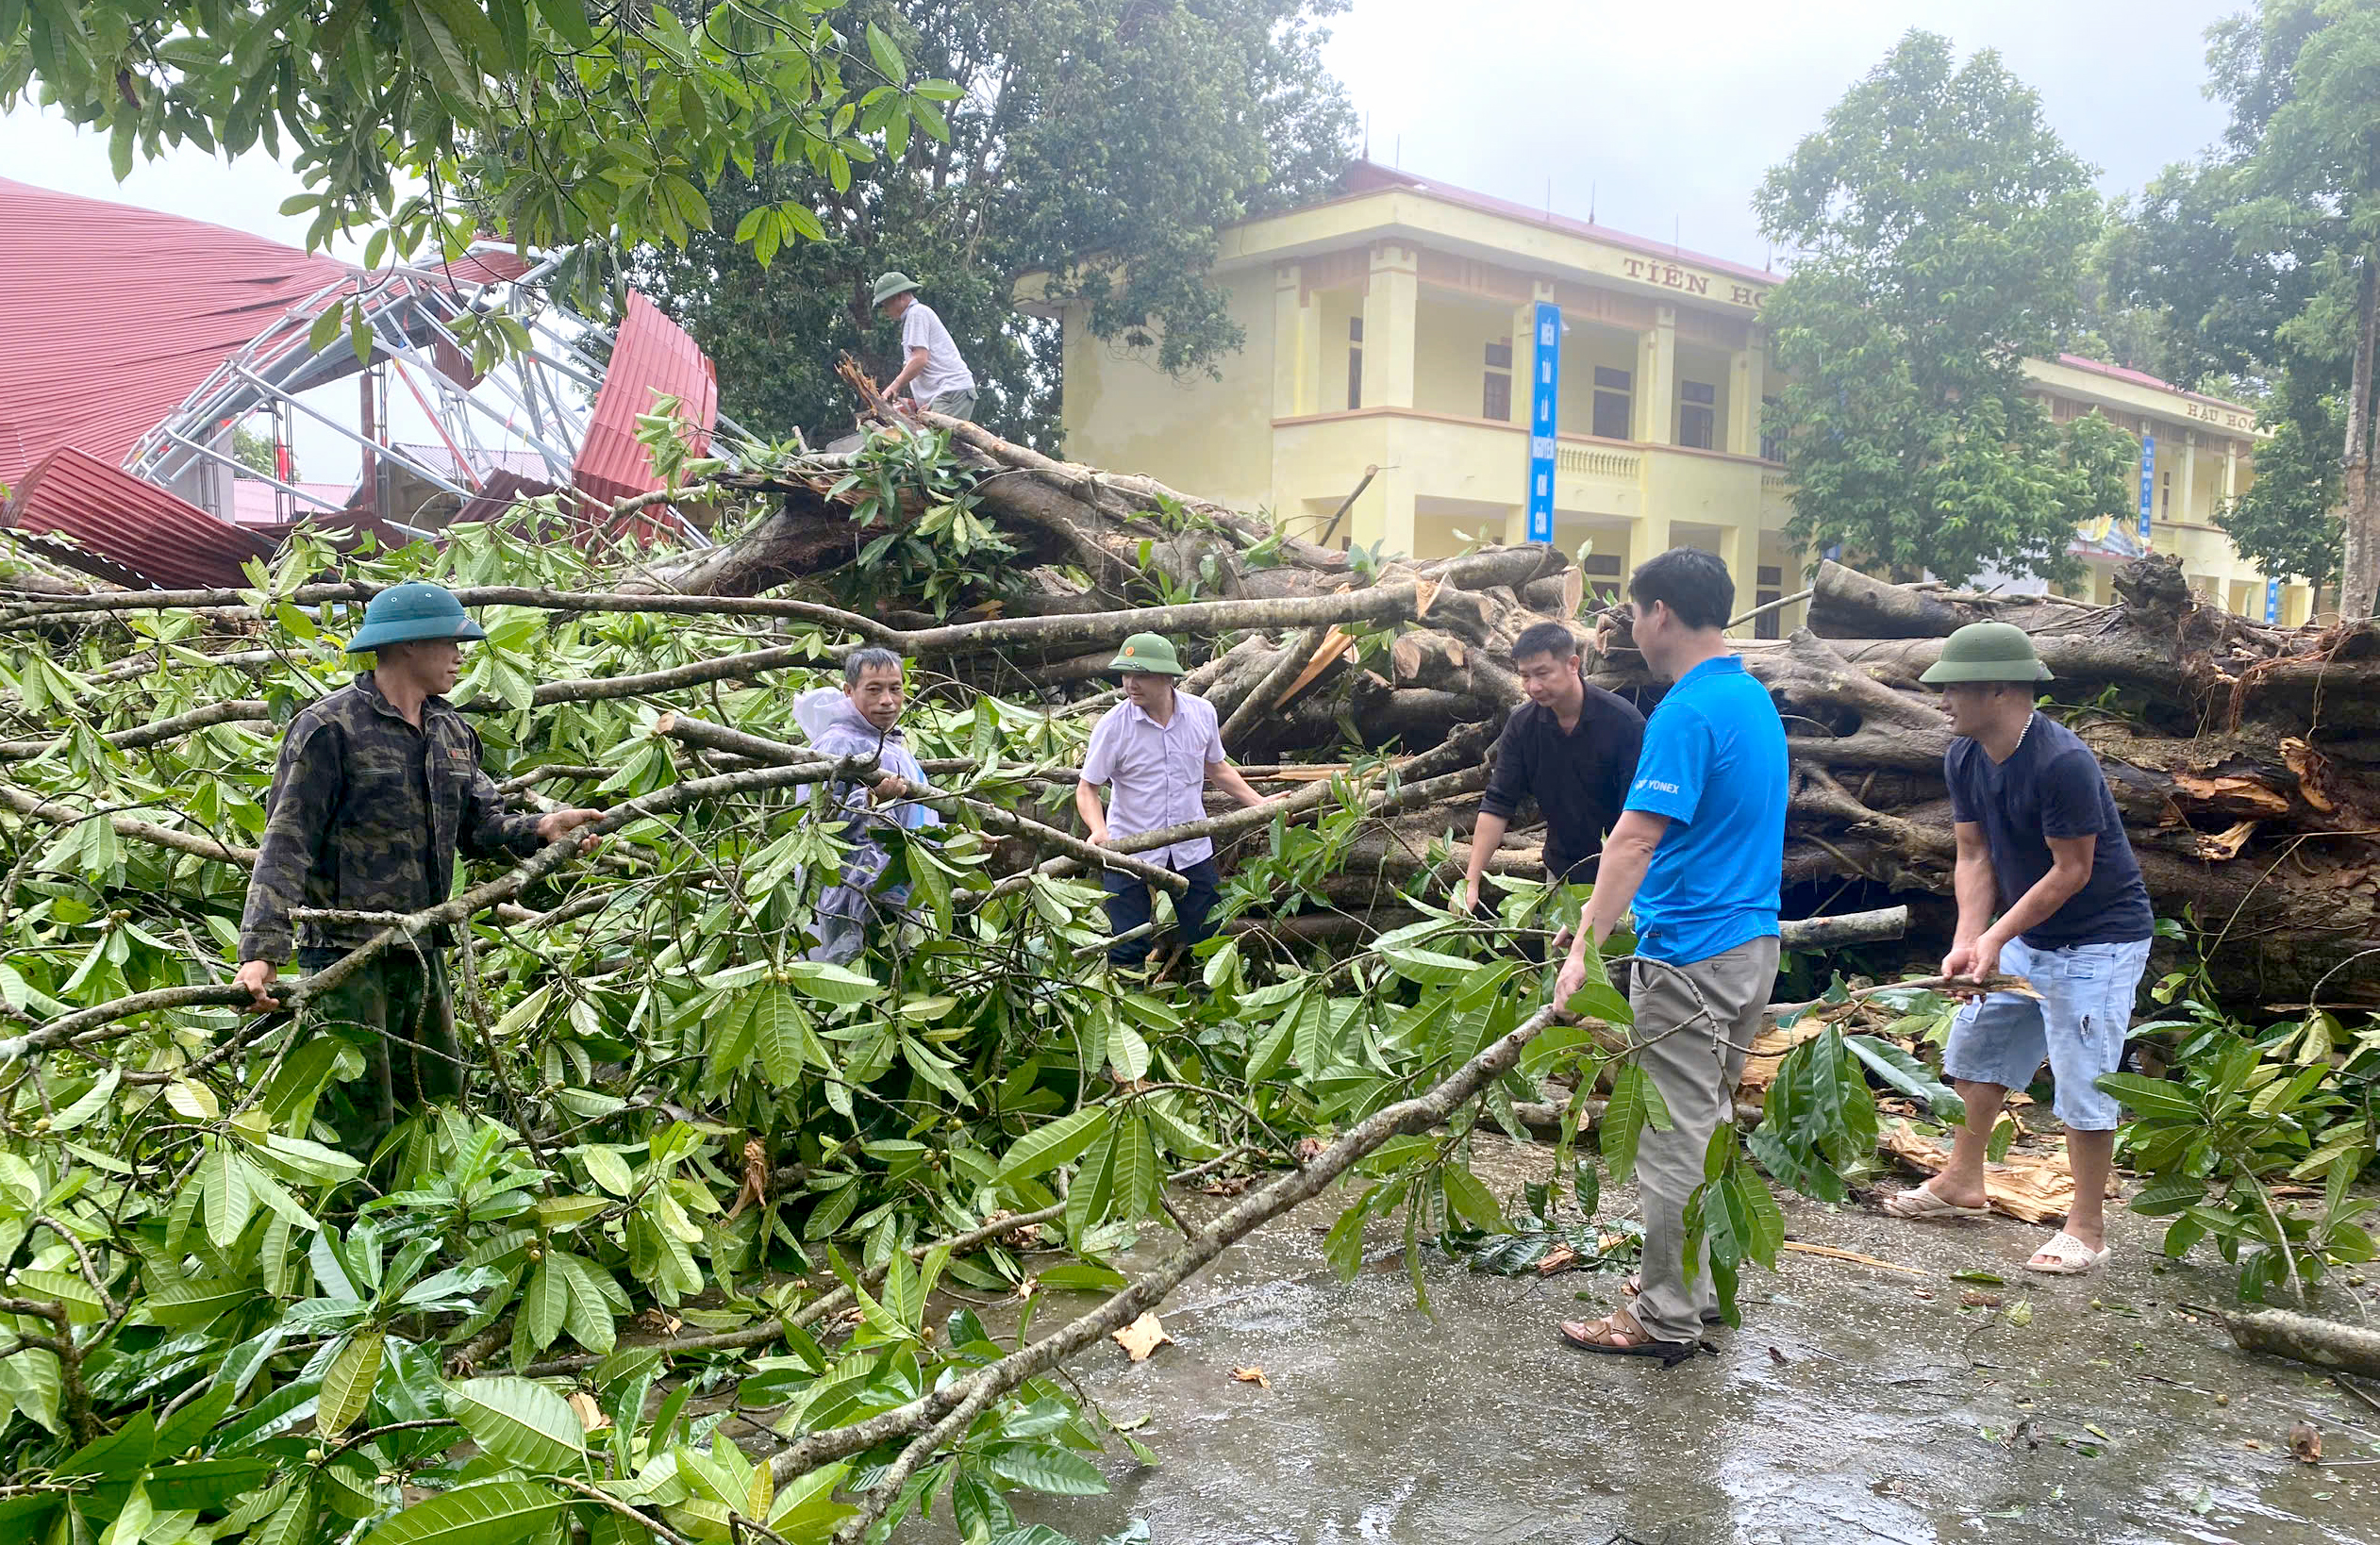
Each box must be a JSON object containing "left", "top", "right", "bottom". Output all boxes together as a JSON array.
[{"left": 2023, "top": 1230, "right": 2110, "bottom": 1275}]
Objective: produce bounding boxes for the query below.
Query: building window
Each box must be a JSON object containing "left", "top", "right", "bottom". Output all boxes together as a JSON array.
[
  {"left": 1680, "top": 380, "right": 1717, "bottom": 450},
  {"left": 2161, "top": 467, "right": 2172, "bottom": 518},
  {"left": 1759, "top": 396, "right": 1785, "bottom": 463},
  {"left": 1482, "top": 339, "right": 1512, "bottom": 422},
  {"left": 1582, "top": 552, "right": 1624, "bottom": 608},
  {"left": 1754, "top": 564, "right": 1785, "bottom": 640},
  {"left": 1345, "top": 317, "right": 1363, "bottom": 411},
  {"left": 1591, "top": 367, "right": 1632, "bottom": 441}
]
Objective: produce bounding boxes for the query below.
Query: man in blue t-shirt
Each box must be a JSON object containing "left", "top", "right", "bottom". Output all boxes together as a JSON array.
[
  {"left": 1553, "top": 548, "right": 1788, "bottom": 1363},
  {"left": 1884, "top": 623, "right": 2154, "bottom": 1278}
]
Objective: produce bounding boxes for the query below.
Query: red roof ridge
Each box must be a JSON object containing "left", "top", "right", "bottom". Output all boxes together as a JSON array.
[
  {"left": 2052, "top": 352, "right": 2256, "bottom": 416},
  {"left": 1336, "top": 160, "right": 1782, "bottom": 289}
]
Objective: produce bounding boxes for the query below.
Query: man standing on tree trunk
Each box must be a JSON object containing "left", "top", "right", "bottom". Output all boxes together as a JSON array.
[
  {"left": 1076, "top": 632, "right": 1279, "bottom": 969},
  {"left": 1885, "top": 623, "right": 2153, "bottom": 1276},
  {"left": 1551, "top": 549, "right": 1787, "bottom": 1364},
  {"left": 873, "top": 272, "right": 977, "bottom": 422},
  {"left": 1462, "top": 620, "right": 1644, "bottom": 955},
  {"left": 233, "top": 582, "right": 603, "bottom": 1154}
]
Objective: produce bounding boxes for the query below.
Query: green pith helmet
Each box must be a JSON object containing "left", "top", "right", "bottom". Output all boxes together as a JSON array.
[
  {"left": 871, "top": 271, "right": 922, "bottom": 307},
  {"left": 345, "top": 582, "right": 487, "bottom": 654},
  {"left": 1918, "top": 621, "right": 2054, "bottom": 684},
  {"left": 1107, "top": 632, "right": 1186, "bottom": 676}
]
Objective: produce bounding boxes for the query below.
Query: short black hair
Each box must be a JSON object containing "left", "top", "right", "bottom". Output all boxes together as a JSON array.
[
  {"left": 843, "top": 647, "right": 905, "bottom": 685},
  {"left": 1510, "top": 621, "right": 1583, "bottom": 666},
  {"left": 1628, "top": 548, "right": 1734, "bottom": 632}
]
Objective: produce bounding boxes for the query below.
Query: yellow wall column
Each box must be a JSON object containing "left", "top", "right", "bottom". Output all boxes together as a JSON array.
[
  {"left": 2182, "top": 429, "right": 2198, "bottom": 523},
  {"left": 2225, "top": 438, "right": 2239, "bottom": 501},
  {"left": 1360, "top": 242, "right": 1418, "bottom": 410},
  {"left": 1635, "top": 305, "right": 1676, "bottom": 445},
  {"left": 1728, "top": 327, "right": 1765, "bottom": 459},
  {"left": 1271, "top": 263, "right": 1317, "bottom": 420}
]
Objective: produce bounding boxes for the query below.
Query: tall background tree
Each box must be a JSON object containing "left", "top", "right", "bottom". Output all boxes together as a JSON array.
[
  {"left": 1753, "top": 31, "right": 2131, "bottom": 587},
  {"left": 626, "top": 0, "right": 1355, "bottom": 449},
  {"left": 2117, "top": 0, "right": 2380, "bottom": 614}
]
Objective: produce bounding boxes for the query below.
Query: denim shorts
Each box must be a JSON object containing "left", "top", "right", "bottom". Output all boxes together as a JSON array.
[{"left": 1941, "top": 936, "right": 2152, "bottom": 1131}]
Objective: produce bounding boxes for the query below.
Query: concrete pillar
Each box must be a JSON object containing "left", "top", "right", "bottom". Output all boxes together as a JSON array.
[
  {"left": 1729, "top": 327, "right": 1765, "bottom": 458},
  {"left": 1360, "top": 242, "right": 1418, "bottom": 411},
  {"left": 2182, "top": 429, "right": 2199, "bottom": 524},
  {"left": 1271, "top": 263, "right": 1317, "bottom": 420},
  {"left": 2225, "top": 438, "right": 2239, "bottom": 501},
  {"left": 1633, "top": 509, "right": 1673, "bottom": 570},
  {"left": 1635, "top": 305, "right": 1676, "bottom": 445}
]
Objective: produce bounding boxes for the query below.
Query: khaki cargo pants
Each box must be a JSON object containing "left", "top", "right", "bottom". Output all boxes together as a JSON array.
[{"left": 1627, "top": 935, "right": 1780, "bottom": 1342}]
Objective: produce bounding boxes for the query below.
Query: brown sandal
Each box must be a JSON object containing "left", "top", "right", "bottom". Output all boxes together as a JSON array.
[
  {"left": 1618, "top": 1274, "right": 1724, "bottom": 1325},
  {"left": 1557, "top": 1307, "right": 1698, "bottom": 1367}
]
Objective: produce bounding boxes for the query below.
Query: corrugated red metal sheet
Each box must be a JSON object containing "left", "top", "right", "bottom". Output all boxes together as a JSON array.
[
  {"left": 3, "top": 448, "right": 278, "bottom": 590},
  {"left": 0, "top": 177, "right": 355, "bottom": 490},
  {"left": 571, "top": 291, "right": 719, "bottom": 533},
  {"left": 453, "top": 468, "right": 563, "bottom": 529}
]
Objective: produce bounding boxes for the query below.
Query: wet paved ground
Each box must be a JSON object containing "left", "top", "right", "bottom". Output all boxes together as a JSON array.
[{"left": 990, "top": 1138, "right": 2380, "bottom": 1545}]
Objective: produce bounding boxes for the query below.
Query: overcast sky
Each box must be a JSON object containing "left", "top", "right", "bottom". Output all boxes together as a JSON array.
[
  {"left": 0, "top": 0, "right": 2247, "bottom": 479},
  {"left": 1321, "top": 0, "right": 2244, "bottom": 269}
]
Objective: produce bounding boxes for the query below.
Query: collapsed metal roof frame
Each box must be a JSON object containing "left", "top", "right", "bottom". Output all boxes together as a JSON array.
[{"left": 123, "top": 250, "right": 726, "bottom": 548}]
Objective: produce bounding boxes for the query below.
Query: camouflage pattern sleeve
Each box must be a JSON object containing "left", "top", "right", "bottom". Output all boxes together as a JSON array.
[
  {"left": 457, "top": 725, "right": 547, "bottom": 860},
  {"left": 238, "top": 716, "right": 343, "bottom": 963}
]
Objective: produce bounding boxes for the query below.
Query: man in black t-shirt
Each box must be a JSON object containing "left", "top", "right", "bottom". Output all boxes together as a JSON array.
[
  {"left": 1461, "top": 621, "right": 1644, "bottom": 936},
  {"left": 1884, "top": 623, "right": 2154, "bottom": 1278}
]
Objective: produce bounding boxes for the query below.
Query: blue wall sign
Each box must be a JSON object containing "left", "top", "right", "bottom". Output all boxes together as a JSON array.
[
  {"left": 1526, "top": 301, "right": 1560, "bottom": 544},
  {"left": 2138, "top": 434, "right": 2155, "bottom": 542},
  {"left": 2266, "top": 576, "right": 2282, "bottom": 623}
]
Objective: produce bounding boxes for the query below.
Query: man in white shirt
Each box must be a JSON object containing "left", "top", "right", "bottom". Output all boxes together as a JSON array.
[
  {"left": 1075, "top": 632, "right": 1278, "bottom": 967},
  {"left": 873, "top": 271, "right": 978, "bottom": 421}
]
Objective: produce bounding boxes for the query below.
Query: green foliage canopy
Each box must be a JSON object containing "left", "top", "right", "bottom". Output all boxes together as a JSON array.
[
  {"left": 1752, "top": 30, "right": 2127, "bottom": 586},
  {"left": 625, "top": 0, "right": 1355, "bottom": 447},
  {"left": 0, "top": 0, "right": 957, "bottom": 273}
]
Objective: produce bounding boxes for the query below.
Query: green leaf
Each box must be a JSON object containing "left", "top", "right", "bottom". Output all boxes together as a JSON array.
[
  {"left": 359, "top": 1481, "right": 571, "bottom": 1545},
  {"left": 980, "top": 1442, "right": 1108, "bottom": 1497},
  {"left": 750, "top": 985, "right": 805, "bottom": 1085},
  {"left": 533, "top": 0, "right": 597, "bottom": 50},
  {"left": 864, "top": 20, "right": 905, "bottom": 83},
  {"left": 1323, "top": 1190, "right": 1372, "bottom": 1281},
  {"left": 447, "top": 1376, "right": 587, "bottom": 1473},
  {"left": 1843, "top": 1036, "right": 1966, "bottom": 1122},
  {"left": 998, "top": 1105, "right": 1111, "bottom": 1181},
  {"left": 318, "top": 1328, "right": 383, "bottom": 1437},
  {"left": 1440, "top": 1163, "right": 1505, "bottom": 1232},
  {"left": 2094, "top": 1072, "right": 2201, "bottom": 1123},
  {"left": 784, "top": 960, "right": 881, "bottom": 1004},
  {"left": 1601, "top": 1062, "right": 1652, "bottom": 1186}
]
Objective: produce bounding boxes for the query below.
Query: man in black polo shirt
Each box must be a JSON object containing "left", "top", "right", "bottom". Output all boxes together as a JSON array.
[
  {"left": 1461, "top": 621, "right": 1645, "bottom": 930},
  {"left": 1884, "top": 623, "right": 2154, "bottom": 1278}
]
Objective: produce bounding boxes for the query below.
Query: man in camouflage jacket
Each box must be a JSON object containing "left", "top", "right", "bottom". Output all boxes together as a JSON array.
[{"left": 235, "top": 582, "right": 601, "bottom": 1151}]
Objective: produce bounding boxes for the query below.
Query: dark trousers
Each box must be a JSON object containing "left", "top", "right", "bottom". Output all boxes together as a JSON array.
[
  {"left": 1103, "top": 857, "right": 1222, "bottom": 966},
  {"left": 297, "top": 947, "right": 460, "bottom": 1153}
]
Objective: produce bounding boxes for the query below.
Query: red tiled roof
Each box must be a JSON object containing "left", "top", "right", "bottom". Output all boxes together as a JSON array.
[
  {"left": 571, "top": 291, "right": 719, "bottom": 530},
  {"left": 3, "top": 448, "right": 278, "bottom": 590},
  {"left": 0, "top": 177, "right": 354, "bottom": 490},
  {"left": 1338, "top": 160, "right": 1782, "bottom": 288},
  {"left": 2053, "top": 354, "right": 2255, "bottom": 416}
]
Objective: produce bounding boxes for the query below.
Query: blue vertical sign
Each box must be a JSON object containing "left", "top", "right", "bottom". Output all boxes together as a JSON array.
[
  {"left": 2138, "top": 433, "right": 2155, "bottom": 543},
  {"left": 2266, "top": 577, "right": 2282, "bottom": 623},
  {"left": 1526, "top": 301, "right": 1561, "bottom": 544}
]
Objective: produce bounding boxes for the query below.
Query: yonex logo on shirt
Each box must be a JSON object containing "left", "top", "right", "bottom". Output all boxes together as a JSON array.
[{"left": 1635, "top": 777, "right": 1680, "bottom": 794}]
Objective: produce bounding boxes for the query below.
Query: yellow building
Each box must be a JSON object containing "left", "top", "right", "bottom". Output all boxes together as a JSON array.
[{"left": 1031, "top": 162, "right": 2295, "bottom": 631}]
